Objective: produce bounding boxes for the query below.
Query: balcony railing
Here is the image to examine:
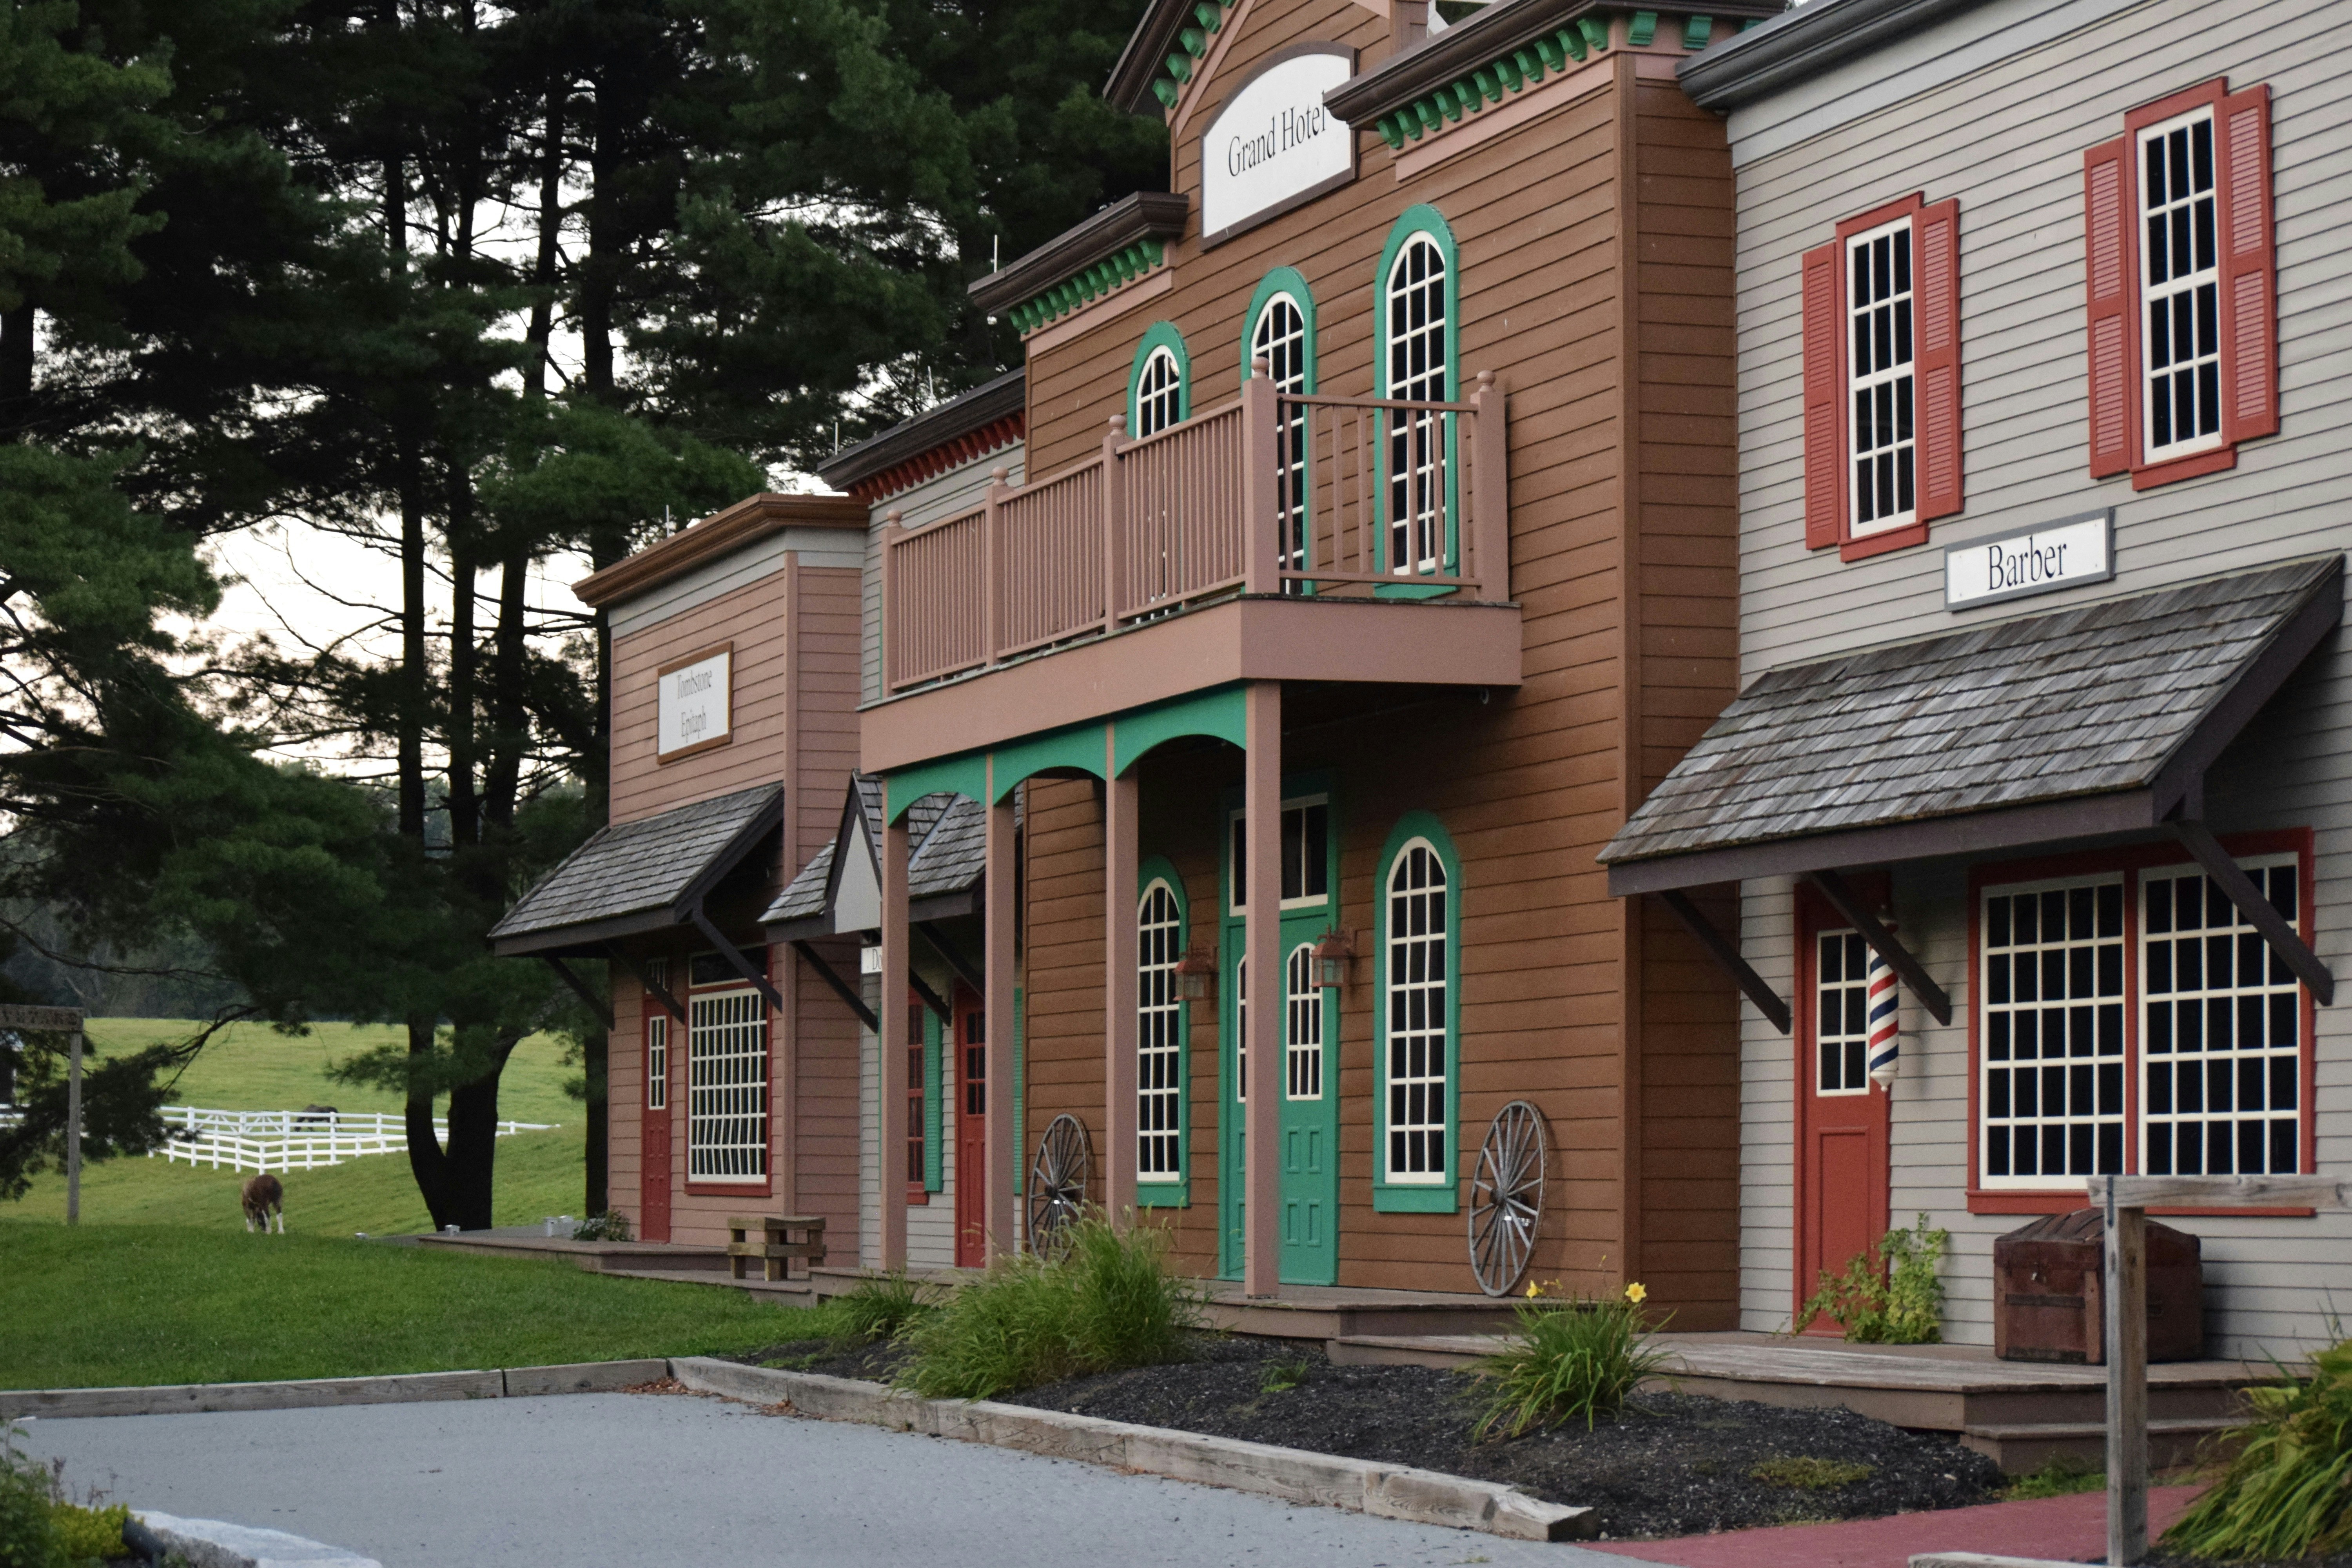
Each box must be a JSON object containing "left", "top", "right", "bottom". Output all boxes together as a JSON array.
[{"left": 882, "top": 367, "right": 1507, "bottom": 693}]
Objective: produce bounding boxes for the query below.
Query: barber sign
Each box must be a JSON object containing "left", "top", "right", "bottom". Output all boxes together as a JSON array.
[
  {"left": 657, "top": 645, "right": 731, "bottom": 759},
  {"left": 1200, "top": 47, "right": 1356, "bottom": 246},
  {"left": 1944, "top": 510, "right": 2114, "bottom": 612}
]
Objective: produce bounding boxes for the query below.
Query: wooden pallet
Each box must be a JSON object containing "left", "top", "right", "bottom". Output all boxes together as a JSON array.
[{"left": 728, "top": 1215, "right": 827, "bottom": 1282}]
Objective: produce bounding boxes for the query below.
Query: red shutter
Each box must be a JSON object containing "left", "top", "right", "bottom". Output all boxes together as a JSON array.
[
  {"left": 2081, "top": 136, "right": 2136, "bottom": 478},
  {"left": 1911, "top": 198, "right": 1963, "bottom": 523},
  {"left": 2216, "top": 84, "right": 2278, "bottom": 445},
  {"left": 1801, "top": 242, "right": 1842, "bottom": 550}
]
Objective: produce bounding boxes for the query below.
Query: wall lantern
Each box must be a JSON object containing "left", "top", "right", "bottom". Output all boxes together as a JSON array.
[
  {"left": 1313, "top": 929, "right": 1356, "bottom": 989},
  {"left": 1174, "top": 946, "right": 1218, "bottom": 1004}
]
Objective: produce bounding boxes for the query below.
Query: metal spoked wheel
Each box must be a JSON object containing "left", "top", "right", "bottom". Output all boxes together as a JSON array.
[
  {"left": 1027, "top": 1113, "right": 1091, "bottom": 1259},
  {"left": 1468, "top": 1100, "right": 1548, "bottom": 1297}
]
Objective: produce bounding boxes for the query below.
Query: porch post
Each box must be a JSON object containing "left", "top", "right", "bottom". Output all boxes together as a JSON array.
[
  {"left": 984, "top": 760, "right": 1018, "bottom": 1259},
  {"left": 1243, "top": 681, "right": 1283, "bottom": 1297},
  {"left": 1104, "top": 728, "right": 1140, "bottom": 1226},
  {"left": 879, "top": 797, "right": 911, "bottom": 1271}
]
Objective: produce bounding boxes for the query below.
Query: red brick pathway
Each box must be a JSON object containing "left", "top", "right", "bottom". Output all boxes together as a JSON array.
[{"left": 1584, "top": 1485, "right": 2203, "bottom": 1567}]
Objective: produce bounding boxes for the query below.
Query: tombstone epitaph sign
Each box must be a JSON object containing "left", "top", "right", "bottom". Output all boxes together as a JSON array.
[{"left": 0, "top": 1004, "right": 88, "bottom": 1224}]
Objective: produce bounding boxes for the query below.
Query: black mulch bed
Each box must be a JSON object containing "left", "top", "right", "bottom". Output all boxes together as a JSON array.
[
  {"left": 729, "top": 1337, "right": 913, "bottom": 1383},
  {"left": 735, "top": 1332, "right": 2005, "bottom": 1539}
]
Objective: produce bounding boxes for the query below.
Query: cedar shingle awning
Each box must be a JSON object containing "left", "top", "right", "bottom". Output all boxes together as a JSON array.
[
  {"left": 1601, "top": 555, "right": 2344, "bottom": 896},
  {"left": 489, "top": 783, "right": 782, "bottom": 957},
  {"left": 760, "top": 777, "right": 984, "bottom": 942}
]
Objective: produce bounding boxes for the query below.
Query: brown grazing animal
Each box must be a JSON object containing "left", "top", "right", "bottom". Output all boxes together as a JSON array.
[{"left": 241, "top": 1173, "right": 285, "bottom": 1234}]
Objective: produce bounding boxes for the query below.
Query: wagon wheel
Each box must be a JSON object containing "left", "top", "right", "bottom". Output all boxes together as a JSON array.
[
  {"left": 1468, "top": 1100, "right": 1548, "bottom": 1297},
  {"left": 1027, "top": 1114, "right": 1091, "bottom": 1259}
]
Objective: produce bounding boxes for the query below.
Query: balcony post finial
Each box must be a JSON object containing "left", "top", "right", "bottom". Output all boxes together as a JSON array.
[{"left": 1250, "top": 355, "right": 1270, "bottom": 378}]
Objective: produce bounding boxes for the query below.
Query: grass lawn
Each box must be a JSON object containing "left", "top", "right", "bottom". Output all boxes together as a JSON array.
[
  {"left": 0, "top": 1222, "right": 812, "bottom": 1388},
  {"left": 3, "top": 1019, "right": 587, "bottom": 1236}
]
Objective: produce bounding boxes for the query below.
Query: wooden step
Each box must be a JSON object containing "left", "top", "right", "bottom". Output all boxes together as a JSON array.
[{"left": 1961, "top": 1416, "right": 2245, "bottom": 1474}]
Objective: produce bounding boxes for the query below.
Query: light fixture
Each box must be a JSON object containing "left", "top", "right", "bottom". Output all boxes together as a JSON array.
[
  {"left": 1174, "top": 946, "right": 1218, "bottom": 1004},
  {"left": 1313, "top": 929, "right": 1355, "bottom": 988}
]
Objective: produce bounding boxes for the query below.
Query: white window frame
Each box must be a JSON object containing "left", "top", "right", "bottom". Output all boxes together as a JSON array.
[
  {"left": 1252, "top": 293, "right": 1310, "bottom": 581},
  {"left": 1227, "top": 795, "right": 1332, "bottom": 915},
  {"left": 1285, "top": 943, "right": 1324, "bottom": 1101},
  {"left": 2140, "top": 855, "right": 2302, "bottom": 1179},
  {"left": 2136, "top": 106, "right": 2224, "bottom": 461},
  {"left": 1977, "top": 874, "right": 2127, "bottom": 1191},
  {"left": 1382, "top": 836, "right": 1450, "bottom": 1185},
  {"left": 1813, "top": 929, "right": 1874, "bottom": 1097},
  {"left": 644, "top": 958, "right": 670, "bottom": 1112},
  {"left": 686, "top": 987, "right": 768, "bottom": 1182},
  {"left": 1134, "top": 345, "right": 1184, "bottom": 438},
  {"left": 1845, "top": 216, "right": 1916, "bottom": 537},
  {"left": 1384, "top": 234, "right": 1448, "bottom": 574},
  {"left": 1138, "top": 879, "right": 1184, "bottom": 1183}
]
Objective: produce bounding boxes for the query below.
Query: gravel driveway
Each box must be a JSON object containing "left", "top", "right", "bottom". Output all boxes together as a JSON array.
[{"left": 16, "top": 1390, "right": 1658, "bottom": 1567}]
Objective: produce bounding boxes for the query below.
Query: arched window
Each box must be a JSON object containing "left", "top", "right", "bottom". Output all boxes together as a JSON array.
[
  {"left": 1129, "top": 323, "right": 1191, "bottom": 438},
  {"left": 1138, "top": 877, "right": 1185, "bottom": 1184},
  {"left": 1378, "top": 209, "right": 1458, "bottom": 576},
  {"left": 1376, "top": 818, "right": 1457, "bottom": 1205},
  {"left": 1249, "top": 279, "right": 1313, "bottom": 581},
  {"left": 1285, "top": 943, "right": 1323, "bottom": 1099}
]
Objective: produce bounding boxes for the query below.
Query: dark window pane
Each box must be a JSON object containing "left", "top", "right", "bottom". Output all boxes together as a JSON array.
[
  {"left": 1989, "top": 897, "right": 2011, "bottom": 947},
  {"left": 1987, "top": 953, "right": 2010, "bottom": 1005},
  {"left": 1988, "top": 1128, "right": 2011, "bottom": 1176},
  {"left": 2146, "top": 884, "right": 2171, "bottom": 935},
  {"left": 2147, "top": 1002, "right": 2172, "bottom": 1054},
  {"left": 2147, "top": 1061, "right": 2172, "bottom": 1115},
  {"left": 2099, "top": 883, "right": 2123, "bottom": 937},
  {"left": 2100, "top": 1060, "right": 2122, "bottom": 1115},
  {"left": 2149, "top": 943, "right": 2172, "bottom": 995},
  {"left": 2015, "top": 896, "right": 2038, "bottom": 945},
  {"left": 1989, "top": 1012, "right": 2011, "bottom": 1061},
  {"left": 2070, "top": 887, "right": 2094, "bottom": 939},
  {"left": 2272, "top": 1119, "right": 2297, "bottom": 1175},
  {"left": 2099, "top": 944, "right": 2122, "bottom": 997},
  {"left": 2272, "top": 1054, "right": 2298, "bottom": 1111}
]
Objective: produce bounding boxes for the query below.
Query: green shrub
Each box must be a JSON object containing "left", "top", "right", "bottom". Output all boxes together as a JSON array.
[
  {"left": 570, "top": 1211, "right": 631, "bottom": 1242},
  {"left": 2004, "top": 1454, "right": 2103, "bottom": 1500},
  {"left": 47, "top": 1501, "right": 125, "bottom": 1562},
  {"left": 0, "top": 1430, "right": 62, "bottom": 1568},
  {"left": 1751, "top": 1456, "right": 1873, "bottom": 1490},
  {"left": 819, "top": 1272, "right": 936, "bottom": 1352},
  {"left": 1260, "top": 1356, "right": 1312, "bottom": 1394},
  {"left": 1472, "top": 1284, "right": 1670, "bottom": 1440},
  {"left": 2163, "top": 1338, "right": 2352, "bottom": 1560},
  {"left": 895, "top": 1214, "right": 1200, "bottom": 1400},
  {"left": 1794, "top": 1214, "right": 1947, "bottom": 1344}
]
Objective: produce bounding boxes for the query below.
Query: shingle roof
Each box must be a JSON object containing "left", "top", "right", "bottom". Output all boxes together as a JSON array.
[
  {"left": 766, "top": 837, "right": 836, "bottom": 924},
  {"left": 491, "top": 784, "right": 781, "bottom": 950},
  {"left": 760, "top": 777, "right": 985, "bottom": 931},
  {"left": 1601, "top": 556, "right": 2343, "bottom": 871}
]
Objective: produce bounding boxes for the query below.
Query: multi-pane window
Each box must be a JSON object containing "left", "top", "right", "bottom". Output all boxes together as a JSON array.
[
  {"left": 1252, "top": 294, "right": 1310, "bottom": 586},
  {"left": 1981, "top": 880, "right": 2126, "bottom": 1186},
  {"left": 1385, "top": 840, "right": 1449, "bottom": 1183},
  {"left": 907, "top": 1000, "right": 926, "bottom": 1188},
  {"left": 2139, "top": 109, "right": 2221, "bottom": 457},
  {"left": 1285, "top": 944, "right": 1323, "bottom": 1100},
  {"left": 1135, "top": 345, "right": 1183, "bottom": 438},
  {"left": 645, "top": 958, "right": 669, "bottom": 1111},
  {"left": 1138, "top": 881, "right": 1183, "bottom": 1181},
  {"left": 2144, "top": 862, "right": 2301, "bottom": 1176},
  {"left": 1229, "top": 799, "right": 1330, "bottom": 912},
  {"left": 1847, "top": 219, "right": 1915, "bottom": 534},
  {"left": 687, "top": 988, "right": 767, "bottom": 1181},
  {"left": 1385, "top": 234, "right": 1448, "bottom": 573},
  {"left": 1816, "top": 932, "right": 1873, "bottom": 1094}
]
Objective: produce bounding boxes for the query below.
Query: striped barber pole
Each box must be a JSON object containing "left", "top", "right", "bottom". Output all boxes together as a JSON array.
[{"left": 1865, "top": 946, "right": 1900, "bottom": 1088}]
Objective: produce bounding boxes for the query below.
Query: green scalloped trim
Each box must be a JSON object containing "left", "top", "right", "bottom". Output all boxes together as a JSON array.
[
  {"left": 1682, "top": 13, "right": 1713, "bottom": 47},
  {"left": 1150, "top": 0, "right": 1230, "bottom": 113},
  {"left": 1628, "top": 9, "right": 1657, "bottom": 45},
  {"left": 1007, "top": 238, "right": 1171, "bottom": 334}
]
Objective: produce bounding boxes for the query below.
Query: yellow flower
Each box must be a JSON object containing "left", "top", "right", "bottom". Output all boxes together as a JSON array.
[
  {"left": 1524, "top": 1280, "right": 1542, "bottom": 1298},
  {"left": 1624, "top": 1282, "right": 1649, "bottom": 1305}
]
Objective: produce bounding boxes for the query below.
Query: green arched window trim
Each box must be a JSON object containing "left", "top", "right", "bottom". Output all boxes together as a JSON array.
[
  {"left": 1136, "top": 852, "right": 1191, "bottom": 1207},
  {"left": 1128, "top": 321, "right": 1193, "bottom": 434},
  {"left": 1372, "top": 809, "right": 1462, "bottom": 1213},
  {"left": 1373, "top": 205, "right": 1463, "bottom": 597},
  {"left": 1240, "top": 268, "right": 1318, "bottom": 392}
]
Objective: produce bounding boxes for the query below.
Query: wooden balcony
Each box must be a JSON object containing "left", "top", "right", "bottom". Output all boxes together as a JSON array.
[{"left": 865, "top": 369, "right": 1523, "bottom": 773}]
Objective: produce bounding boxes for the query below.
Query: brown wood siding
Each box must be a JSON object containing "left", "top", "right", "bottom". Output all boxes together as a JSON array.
[
  {"left": 793, "top": 935, "right": 864, "bottom": 1246},
  {"left": 609, "top": 567, "right": 796, "bottom": 827}
]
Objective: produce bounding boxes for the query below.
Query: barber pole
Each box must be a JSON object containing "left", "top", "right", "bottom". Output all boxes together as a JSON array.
[{"left": 1866, "top": 946, "right": 1900, "bottom": 1088}]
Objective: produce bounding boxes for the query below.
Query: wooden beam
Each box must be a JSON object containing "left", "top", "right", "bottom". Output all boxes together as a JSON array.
[
  {"left": 1657, "top": 890, "right": 1791, "bottom": 1035},
  {"left": 916, "top": 922, "right": 984, "bottom": 995},
  {"left": 539, "top": 956, "right": 614, "bottom": 1033},
  {"left": 687, "top": 907, "right": 784, "bottom": 1012},
  {"left": 909, "top": 968, "right": 953, "bottom": 1024},
  {"left": 604, "top": 944, "right": 686, "bottom": 1024},
  {"left": 2088, "top": 1173, "right": 2352, "bottom": 1210},
  {"left": 2172, "top": 819, "right": 2335, "bottom": 1005},
  {"left": 1806, "top": 869, "right": 1953, "bottom": 1026},
  {"left": 790, "top": 941, "right": 878, "bottom": 1032},
  {"left": 2104, "top": 1192, "right": 2148, "bottom": 1566}
]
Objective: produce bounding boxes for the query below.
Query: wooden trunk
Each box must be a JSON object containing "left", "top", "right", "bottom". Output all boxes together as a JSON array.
[{"left": 1993, "top": 1209, "right": 2203, "bottom": 1364}]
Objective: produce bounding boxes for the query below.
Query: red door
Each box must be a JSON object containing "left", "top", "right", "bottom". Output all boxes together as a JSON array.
[
  {"left": 1795, "top": 919, "right": 1890, "bottom": 1331},
  {"left": 642, "top": 1005, "right": 673, "bottom": 1243},
  {"left": 953, "top": 986, "right": 986, "bottom": 1267}
]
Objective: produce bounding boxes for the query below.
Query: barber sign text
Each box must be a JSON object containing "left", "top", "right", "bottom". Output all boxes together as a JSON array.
[
  {"left": 657, "top": 647, "right": 732, "bottom": 758},
  {"left": 1944, "top": 511, "right": 2114, "bottom": 611},
  {"left": 1200, "top": 48, "right": 1354, "bottom": 244}
]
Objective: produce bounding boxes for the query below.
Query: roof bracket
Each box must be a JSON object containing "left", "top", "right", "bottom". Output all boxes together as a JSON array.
[
  {"left": 539, "top": 955, "right": 614, "bottom": 1034},
  {"left": 604, "top": 943, "right": 686, "bottom": 1024},
  {"left": 2172, "top": 820, "right": 2334, "bottom": 1006},
  {"left": 791, "top": 940, "right": 880, "bottom": 1032},
  {"left": 909, "top": 968, "right": 954, "bottom": 1025},
  {"left": 917, "top": 921, "right": 984, "bottom": 996},
  {"left": 1806, "top": 869, "right": 1954, "bottom": 1026},
  {"left": 688, "top": 905, "right": 785, "bottom": 1012},
  {"left": 1657, "top": 889, "right": 1791, "bottom": 1035}
]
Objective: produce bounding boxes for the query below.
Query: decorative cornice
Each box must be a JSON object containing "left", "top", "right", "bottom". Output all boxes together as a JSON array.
[
  {"left": 1108, "top": 0, "right": 1242, "bottom": 116},
  {"left": 572, "top": 493, "right": 866, "bottom": 609},
  {"left": 846, "top": 414, "right": 1025, "bottom": 505},
  {"left": 1325, "top": 0, "right": 1782, "bottom": 140},
  {"left": 966, "top": 192, "right": 1190, "bottom": 331},
  {"left": 814, "top": 369, "right": 1026, "bottom": 494},
  {"left": 1675, "top": 0, "right": 1992, "bottom": 110}
]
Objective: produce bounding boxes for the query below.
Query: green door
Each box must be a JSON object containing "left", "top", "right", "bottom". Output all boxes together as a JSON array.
[{"left": 1218, "top": 793, "right": 1339, "bottom": 1285}]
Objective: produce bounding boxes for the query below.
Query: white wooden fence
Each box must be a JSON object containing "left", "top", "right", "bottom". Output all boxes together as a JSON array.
[{"left": 150, "top": 1105, "right": 556, "bottom": 1174}]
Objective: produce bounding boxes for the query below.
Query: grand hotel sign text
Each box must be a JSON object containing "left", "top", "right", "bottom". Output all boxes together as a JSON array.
[{"left": 1200, "top": 46, "right": 1355, "bottom": 247}]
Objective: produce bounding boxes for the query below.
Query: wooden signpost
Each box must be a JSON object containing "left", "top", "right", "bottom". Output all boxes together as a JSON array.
[
  {"left": 0, "top": 1005, "right": 88, "bottom": 1225},
  {"left": 2084, "top": 1174, "right": 2352, "bottom": 1566}
]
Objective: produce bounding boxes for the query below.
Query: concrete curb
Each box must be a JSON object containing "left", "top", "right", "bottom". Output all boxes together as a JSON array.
[
  {"left": 1907, "top": 1557, "right": 2084, "bottom": 1568},
  {"left": 669, "top": 1356, "right": 1594, "bottom": 1543},
  {"left": 134, "top": 1510, "right": 381, "bottom": 1568},
  {"left": 0, "top": 1359, "right": 671, "bottom": 1420}
]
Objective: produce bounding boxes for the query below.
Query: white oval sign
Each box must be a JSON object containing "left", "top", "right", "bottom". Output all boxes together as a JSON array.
[{"left": 1201, "top": 47, "right": 1355, "bottom": 246}]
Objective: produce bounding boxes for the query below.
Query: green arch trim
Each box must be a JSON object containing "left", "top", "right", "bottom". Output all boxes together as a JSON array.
[
  {"left": 1112, "top": 685, "right": 1246, "bottom": 776},
  {"left": 885, "top": 753, "right": 988, "bottom": 823},
  {"left": 1135, "top": 852, "right": 1192, "bottom": 1207},
  {"left": 1373, "top": 205, "right": 1463, "bottom": 594},
  {"left": 1371, "top": 808, "right": 1463, "bottom": 1213},
  {"left": 1128, "top": 320, "right": 1192, "bottom": 433},
  {"left": 989, "top": 722, "right": 1109, "bottom": 803},
  {"left": 1240, "top": 268, "right": 1318, "bottom": 392}
]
